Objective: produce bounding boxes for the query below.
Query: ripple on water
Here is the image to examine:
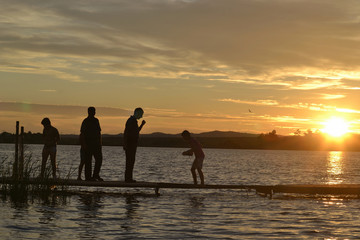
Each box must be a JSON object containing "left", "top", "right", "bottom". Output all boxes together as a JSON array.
[{"left": 2, "top": 145, "right": 360, "bottom": 239}]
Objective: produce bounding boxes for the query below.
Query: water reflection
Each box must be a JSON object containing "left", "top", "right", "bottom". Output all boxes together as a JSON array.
[
  {"left": 77, "top": 194, "right": 104, "bottom": 239},
  {"left": 189, "top": 196, "right": 205, "bottom": 209},
  {"left": 122, "top": 195, "right": 140, "bottom": 231},
  {"left": 37, "top": 195, "right": 62, "bottom": 239},
  {"left": 186, "top": 196, "right": 205, "bottom": 225},
  {"left": 38, "top": 194, "right": 66, "bottom": 224},
  {"left": 327, "top": 151, "right": 343, "bottom": 184}
]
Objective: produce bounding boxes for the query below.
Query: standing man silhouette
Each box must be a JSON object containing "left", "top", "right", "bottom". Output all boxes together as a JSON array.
[
  {"left": 80, "top": 107, "right": 103, "bottom": 181},
  {"left": 123, "top": 107, "right": 146, "bottom": 182},
  {"left": 40, "top": 118, "right": 60, "bottom": 179}
]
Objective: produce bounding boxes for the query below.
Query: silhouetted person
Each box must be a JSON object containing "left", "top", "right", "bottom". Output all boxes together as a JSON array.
[
  {"left": 80, "top": 107, "right": 103, "bottom": 181},
  {"left": 40, "top": 118, "right": 60, "bottom": 179},
  {"left": 181, "top": 130, "right": 205, "bottom": 185},
  {"left": 123, "top": 107, "right": 146, "bottom": 182}
]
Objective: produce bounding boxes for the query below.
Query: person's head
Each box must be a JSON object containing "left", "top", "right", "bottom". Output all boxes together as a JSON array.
[
  {"left": 88, "top": 106, "right": 96, "bottom": 117},
  {"left": 41, "top": 118, "right": 51, "bottom": 127},
  {"left": 181, "top": 130, "right": 191, "bottom": 140},
  {"left": 133, "top": 107, "right": 144, "bottom": 119}
]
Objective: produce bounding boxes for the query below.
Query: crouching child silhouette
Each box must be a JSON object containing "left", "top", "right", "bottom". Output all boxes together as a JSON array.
[{"left": 181, "top": 130, "right": 205, "bottom": 185}]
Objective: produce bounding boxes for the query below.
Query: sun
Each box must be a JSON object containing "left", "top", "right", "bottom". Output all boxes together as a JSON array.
[{"left": 322, "top": 117, "right": 350, "bottom": 137}]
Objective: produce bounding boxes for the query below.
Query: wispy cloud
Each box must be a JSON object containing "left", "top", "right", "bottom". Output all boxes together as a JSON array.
[
  {"left": 1, "top": 1, "right": 360, "bottom": 135},
  {"left": 144, "top": 86, "right": 158, "bottom": 91},
  {"left": 1, "top": 0, "right": 360, "bottom": 87},
  {"left": 336, "top": 108, "right": 360, "bottom": 114},
  {"left": 258, "top": 115, "right": 311, "bottom": 123},
  {"left": 219, "top": 98, "right": 279, "bottom": 106},
  {"left": 218, "top": 98, "right": 360, "bottom": 114},
  {"left": 40, "top": 89, "right": 57, "bottom": 92},
  {"left": 0, "top": 102, "right": 129, "bottom": 117},
  {"left": 320, "top": 94, "right": 345, "bottom": 100}
]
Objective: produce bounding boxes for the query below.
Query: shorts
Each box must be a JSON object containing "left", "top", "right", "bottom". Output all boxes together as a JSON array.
[
  {"left": 192, "top": 156, "right": 204, "bottom": 170},
  {"left": 43, "top": 145, "right": 57, "bottom": 155}
]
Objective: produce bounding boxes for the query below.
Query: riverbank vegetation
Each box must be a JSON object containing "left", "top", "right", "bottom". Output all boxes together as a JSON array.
[
  {"left": 1, "top": 130, "right": 360, "bottom": 151},
  {"left": 0, "top": 147, "right": 74, "bottom": 200}
]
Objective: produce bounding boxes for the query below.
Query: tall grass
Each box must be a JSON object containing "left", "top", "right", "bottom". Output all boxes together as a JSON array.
[{"left": 0, "top": 145, "right": 76, "bottom": 200}]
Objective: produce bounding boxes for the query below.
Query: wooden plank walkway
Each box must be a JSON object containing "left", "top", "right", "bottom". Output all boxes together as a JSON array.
[
  {"left": 2, "top": 177, "right": 360, "bottom": 196},
  {"left": 1, "top": 177, "right": 255, "bottom": 195}
]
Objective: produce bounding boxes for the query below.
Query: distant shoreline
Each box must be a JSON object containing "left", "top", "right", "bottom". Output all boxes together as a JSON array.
[{"left": 1, "top": 131, "right": 360, "bottom": 151}]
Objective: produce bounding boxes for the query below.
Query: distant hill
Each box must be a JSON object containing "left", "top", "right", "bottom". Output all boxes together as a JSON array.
[
  {"left": 194, "top": 131, "right": 257, "bottom": 138},
  {"left": 141, "top": 131, "right": 258, "bottom": 138},
  {"left": 4, "top": 130, "right": 360, "bottom": 151},
  {"left": 0, "top": 130, "right": 259, "bottom": 148},
  {"left": 141, "top": 132, "right": 177, "bottom": 138}
]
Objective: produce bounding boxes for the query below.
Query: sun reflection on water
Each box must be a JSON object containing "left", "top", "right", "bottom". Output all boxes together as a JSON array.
[{"left": 327, "top": 151, "right": 343, "bottom": 184}]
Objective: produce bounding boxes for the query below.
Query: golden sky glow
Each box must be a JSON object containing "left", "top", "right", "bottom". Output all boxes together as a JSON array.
[{"left": 1, "top": 0, "right": 360, "bottom": 135}]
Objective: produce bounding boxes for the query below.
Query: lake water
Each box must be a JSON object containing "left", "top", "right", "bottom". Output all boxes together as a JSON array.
[{"left": 1, "top": 144, "right": 360, "bottom": 239}]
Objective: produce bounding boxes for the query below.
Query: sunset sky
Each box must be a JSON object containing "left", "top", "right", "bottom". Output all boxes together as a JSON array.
[{"left": 1, "top": 0, "right": 360, "bottom": 135}]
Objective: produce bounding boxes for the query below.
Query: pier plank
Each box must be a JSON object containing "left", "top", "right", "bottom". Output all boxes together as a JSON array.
[{"left": 2, "top": 177, "right": 360, "bottom": 195}]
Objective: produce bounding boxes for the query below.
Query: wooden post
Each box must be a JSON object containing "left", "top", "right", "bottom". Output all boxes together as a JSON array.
[
  {"left": 19, "top": 126, "right": 24, "bottom": 179},
  {"left": 13, "top": 121, "right": 19, "bottom": 179}
]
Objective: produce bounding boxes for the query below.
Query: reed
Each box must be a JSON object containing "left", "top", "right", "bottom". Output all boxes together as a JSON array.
[{"left": 1, "top": 145, "right": 75, "bottom": 199}]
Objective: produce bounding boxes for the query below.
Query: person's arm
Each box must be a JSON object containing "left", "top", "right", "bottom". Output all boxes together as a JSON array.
[
  {"left": 182, "top": 149, "right": 193, "bottom": 156},
  {"left": 97, "top": 119, "right": 102, "bottom": 146},
  {"left": 139, "top": 120, "right": 146, "bottom": 132},
  {"left": 80, "top": 120, "right": 87, "bottom": 149},
  {"left": 123, "top": 136, "right": 127, "bottom": 150},
  {"left": 55, "top": 128, "right": 60, "bottom": 144},
  {"left": 123, "top": 122, "right": 128, "bottom": 151},
  {"left": 80, "top": 133, "right": 86, "bottom": 149}
]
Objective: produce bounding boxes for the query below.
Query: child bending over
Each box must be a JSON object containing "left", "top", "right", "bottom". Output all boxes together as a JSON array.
[{"left": 181, "top": 130, "right": 205, "bottom": 185}]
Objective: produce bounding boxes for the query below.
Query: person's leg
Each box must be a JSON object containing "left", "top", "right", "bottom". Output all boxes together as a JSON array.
[
  {"left": 125, "top": 147, "right": 136, "bottom": 182},
  {"left": 93, "top": 146, "right": 103, "bottom": 180},
  {"left": 191, "top": 160, "right": 198, "bottom": 185},
  {"left": 78, "top": 148, "right": 85, "bottom": 180},
  {"left": 78, "top": 164, "right": 83, "bottom": 180},
  {"left": 197, "top": 157, "right": 204, "bottom": 185},
  {"left": 41, "top": 147, "right": 50, "bottom": 178},
  {"left": 197, "top": 168, "right": 204, "bottom": 185},
  {"left": 84, "top": 149, "right": 93, "bottom": 181},
  {"left": 49, "top": 148, "right": 57, "bottom": 179}
]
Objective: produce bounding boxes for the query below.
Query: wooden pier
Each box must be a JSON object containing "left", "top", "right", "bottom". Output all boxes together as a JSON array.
[
  {"left": 2, "top": 177, "right": 360, "bottom": 197},
  {"left": 6, "top": 122, "right": 360, "bottom": 198}
]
